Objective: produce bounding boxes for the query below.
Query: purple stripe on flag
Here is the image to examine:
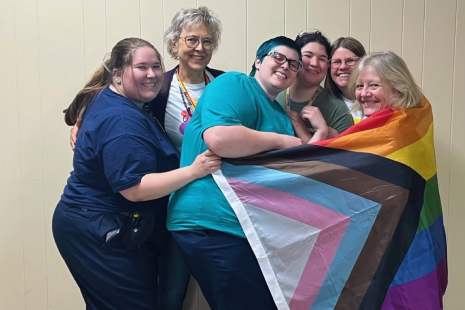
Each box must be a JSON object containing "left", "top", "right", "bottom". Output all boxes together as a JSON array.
[
  {"left": 381, "top": 257, "right": 447, "bottom": 310},
  {"left": 228, "top": 178, "right": 350, "bottom": 309}
]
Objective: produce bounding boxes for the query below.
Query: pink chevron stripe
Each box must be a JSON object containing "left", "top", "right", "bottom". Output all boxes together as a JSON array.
[
  {"left": 228, "top": 178, "right": 350, "bottom": 309},
  {"left": 381, "top": 257, "right": 447, "bottom": 310}
]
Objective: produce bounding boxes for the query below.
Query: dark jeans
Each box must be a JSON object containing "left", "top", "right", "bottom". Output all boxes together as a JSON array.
[
  {"left": 171, "top": 229, "right": 278, "bottom": 310},
  {"left": 53, "top": 201, "right": 159, "bottom": 310},
  {"left": 158, "top": 237, "right": 191, "bottom": 310}
]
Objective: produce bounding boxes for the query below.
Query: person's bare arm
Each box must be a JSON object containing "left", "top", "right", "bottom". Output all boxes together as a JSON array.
[
  {"left": 300, "top": 106, "right": 329, "bottom": 143},
  {"left": 120, "top": 150, "right": 221, "bottom": 202},
  {"left": 287, "top": 110, "right": 312, "bottom": 144},
  {"left": 203, "top": 125, "right": 302, "bottom": 158}
]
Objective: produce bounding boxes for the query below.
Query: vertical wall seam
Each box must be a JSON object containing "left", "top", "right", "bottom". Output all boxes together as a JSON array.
[
  {"left": 13, "top": 0, "right": 27, "bottom": 307},
  {"left": 104, "top": 0, "right": 107, "bottom": 52},
  {"left": 283, "top": 0, "right": 287, "bottom": 35},
  {"left": 349, "top": 0, "right": 352, "bottom": 35},
  {"left": 420, "top": 0, "right": 426, "bottom": 89},
  {"left": 369, "top": 0, "right": 372, "bottom": 51},
  {"left": 246, "top": 0, "right": 248, "bottom": 75},
  {"left": 82, "top": 0, "right": 86, "bottom": 82},
  {"left": 139, "top": 0, "right": 141, "bottom": 38},
  {"left": 446, "top": 0, "right": 459, "bottom": 242},
  {"left": 401, "top": 0, "right": 405, "bottom": 56},
  {"left": 36, "top": 0, "right": 49, "bottom": 306}
]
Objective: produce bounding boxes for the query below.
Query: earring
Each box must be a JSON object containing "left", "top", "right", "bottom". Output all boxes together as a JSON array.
[{"left": 116, "top": 78, "right": 121, "bottom": 83}]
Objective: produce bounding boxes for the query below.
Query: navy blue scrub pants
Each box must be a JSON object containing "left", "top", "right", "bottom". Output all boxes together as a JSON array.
[
  {"left": 171, "top": 229, "right": 278, "bottom": 310},
  {"left": 52, "top": 201, "right": 159, "bottom": 310}
]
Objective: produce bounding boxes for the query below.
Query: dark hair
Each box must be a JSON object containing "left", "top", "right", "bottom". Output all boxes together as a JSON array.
[
  {"left": 63, "top": 38, "right": 163, "bottom": 126},
  {"left": 324, "top": 37, "right": 366, "bottom": 99},
  {"left": 295, "top": 31, "right": 331, "bottom": 59},
  {"left": 249, "top": 36, "right": 302, "bottom": 77}
]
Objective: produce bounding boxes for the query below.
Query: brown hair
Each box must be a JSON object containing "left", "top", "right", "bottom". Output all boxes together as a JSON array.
[
  {"left": 63, "top": 38, "right": 162, "bottom": 125},
  {"left": 324, "top": 37, "right": 366, "bottom": 99}
]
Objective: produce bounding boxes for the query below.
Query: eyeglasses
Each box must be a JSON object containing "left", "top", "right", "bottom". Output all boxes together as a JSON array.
[
  {"left": 265, "top": 51, "right": 303, "bottom": 72},
  {"left": 329, "top": 57, "right": 360, "bottom": 68},
  {"left": 179, "top": 36, "right": 217, "bottom": 50}
]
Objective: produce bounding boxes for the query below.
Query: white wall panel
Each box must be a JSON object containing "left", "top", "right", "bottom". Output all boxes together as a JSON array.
[
  {"left": 15, "top": 0, "right": 48, "bottom": 308},
  {"left": 247, "top": 0, "right": 285, "bottom": 71},
  {"left": 199, "top": 0, "right": 247, "bottom": 73},
  {"left": 446, "top": 1, "right": 464, "bottom": 308},
  {"left": 402, "top": 0, "right": 425, "bottom": 86},
  {"left": 0, "top": 0, "right": 25, "bottom": 309},
  {"left": 83, "top": 0, "right": 107, "bottom": 81},
  {"left": 307, "top": 0, "right": 350, "bottom": 42},
  {"left": 422, "top": 0, "right": 457, "bottom": 230},
  {"left": 36, "top": 0, "right": 85, "bottom": 309},
  {"left": 370, "top": 0, "right": 403, "bottom": 54},
  {"left": 140, "top": 0, "right": 164, "bottom": 56},
  {"left": 350, "top": 0, "right": 371, "bottom": 51},
  {"left": 1, "top": 1, "right": 464, "bottom": 309},
  {"left": 285, "top": 0, "right": 307, "bottom": 39},
  {"left": 105, "top": 0, "right": 141, "bottom": 51}
]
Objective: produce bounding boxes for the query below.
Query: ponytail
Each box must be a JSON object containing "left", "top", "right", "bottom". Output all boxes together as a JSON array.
[{"left": 63, "top": 59, "right": 112, "bottom": 126}]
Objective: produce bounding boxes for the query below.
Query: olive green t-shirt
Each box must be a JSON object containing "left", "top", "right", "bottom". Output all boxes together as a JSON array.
[{"left": 276, "top": 88, "right": 353, "bottom": 134}]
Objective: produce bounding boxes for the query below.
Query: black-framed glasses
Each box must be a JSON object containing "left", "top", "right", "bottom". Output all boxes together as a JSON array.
[
  {"left": 265, "top": 51, "right": 303, "bottom": 72},
  {"left": 329, "top": 57, "right": 360, "bottom": 68},
  {"left": 179, "top": 36, "right": 217, "bottom": 50}
]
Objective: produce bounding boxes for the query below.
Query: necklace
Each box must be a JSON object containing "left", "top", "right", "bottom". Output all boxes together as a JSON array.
[
  {"left": 142, "top": 103, "right": 166, "bottom": 133},
  {"left": 175, "top": 69, "right": 210, "bottom": 117},
  {"left": 285, "top": 86, "right": 322, "bottom": 111}
]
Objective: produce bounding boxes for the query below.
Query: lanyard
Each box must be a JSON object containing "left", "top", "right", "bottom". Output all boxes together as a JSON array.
[
  {"left": 285, "top": 86, "right": 322, "bottom": 110},
  {"left": 175, "top": 69, "right": 210, "bottom": 117}
]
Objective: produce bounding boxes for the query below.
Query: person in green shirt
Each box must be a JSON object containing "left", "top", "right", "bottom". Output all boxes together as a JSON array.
[{"left": 276, "top": 31, "right": 354, "bottom": 143}]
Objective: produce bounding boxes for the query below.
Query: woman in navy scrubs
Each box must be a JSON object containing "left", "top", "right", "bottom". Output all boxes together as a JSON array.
[{"left": 53, "top": 37, "right": 220, "bottom": 310}]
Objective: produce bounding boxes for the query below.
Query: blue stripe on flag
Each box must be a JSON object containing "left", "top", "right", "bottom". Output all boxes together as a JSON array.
[
  {"left": 390, "top": 215, "right": 447, "bottom": 286},
  {"left": 221, "top": 162, "right": 382, "bottom": 309}
]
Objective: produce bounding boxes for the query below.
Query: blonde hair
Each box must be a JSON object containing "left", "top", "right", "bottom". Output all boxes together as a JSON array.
[
  {"left": 64, "top": 38, "right": 162, "bottom": 125},
  {"left": 349, "top": 51, "right": 423, "bottom": 115}
]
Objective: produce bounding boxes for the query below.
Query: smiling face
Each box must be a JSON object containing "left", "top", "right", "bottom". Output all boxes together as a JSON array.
[
  {"left": 330, "top": 47, "right": 359, "bottom": 94},
  {"left": 171, "top": 22, "right": 214, "bottom": 76},
  {"left": 254, "top": 46, "right": 299, "bottom": 100},
  {"left": 355, "top": 66, "right": 395, "bottom": 116},
  {"left": 297, "top": 42, "right": 329, "bottom": 86},
  {"left": 115, "top": 46, "right": 164, "bottom": 104}
]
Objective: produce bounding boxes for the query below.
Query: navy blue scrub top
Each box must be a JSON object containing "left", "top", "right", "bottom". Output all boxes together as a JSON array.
[{"left": 61, "top": 86, "right": 180, "bottom": 213}]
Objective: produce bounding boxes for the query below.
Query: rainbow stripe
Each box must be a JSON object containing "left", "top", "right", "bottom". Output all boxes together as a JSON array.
[{"left": 213, "top": 98, "right": 447, "bottom": 310}]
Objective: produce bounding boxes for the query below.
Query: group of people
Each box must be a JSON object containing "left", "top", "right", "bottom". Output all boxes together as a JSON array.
[{"left": 52, "top": 6, "right": 426, "bottom": 310}]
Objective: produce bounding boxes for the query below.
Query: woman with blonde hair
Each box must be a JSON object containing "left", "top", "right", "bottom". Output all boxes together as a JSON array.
[{"left": 349, "top": 51, "right": 423, "bottom": 117}]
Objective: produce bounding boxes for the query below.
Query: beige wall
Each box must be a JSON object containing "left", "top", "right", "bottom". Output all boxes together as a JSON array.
[{"left": 0, "top": 0, "right": 463, "bottom": 309}]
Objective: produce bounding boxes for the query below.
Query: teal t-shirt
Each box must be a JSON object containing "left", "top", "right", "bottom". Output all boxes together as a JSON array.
[
  {"left": 167, "top": 71, "right": 295, "bottom": 238},
  {"left": 276, "top": 88, "right": 353, "bottom": 134}
]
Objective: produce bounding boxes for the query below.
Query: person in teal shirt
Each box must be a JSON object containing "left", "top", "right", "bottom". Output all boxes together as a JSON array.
[{"left": 167, "top": 36, "right": 326, "bottom": 310}]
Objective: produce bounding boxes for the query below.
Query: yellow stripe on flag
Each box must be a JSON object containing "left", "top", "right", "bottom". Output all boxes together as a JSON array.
[{"left": 386, "top": 123, "right": 436, "bottom": 180}]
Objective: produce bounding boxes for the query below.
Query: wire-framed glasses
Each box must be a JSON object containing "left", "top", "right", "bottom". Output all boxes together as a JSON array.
[
  {"left": 329, "top": 57, "right": 361, "bottom": 68},
  {"left": 179, "top": 36, "right": 217, "bottom": 50}
]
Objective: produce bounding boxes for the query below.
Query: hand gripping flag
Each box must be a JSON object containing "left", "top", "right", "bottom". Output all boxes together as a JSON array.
[{"left": 212, "top": 98, "right": 447, "bottom": 310}]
